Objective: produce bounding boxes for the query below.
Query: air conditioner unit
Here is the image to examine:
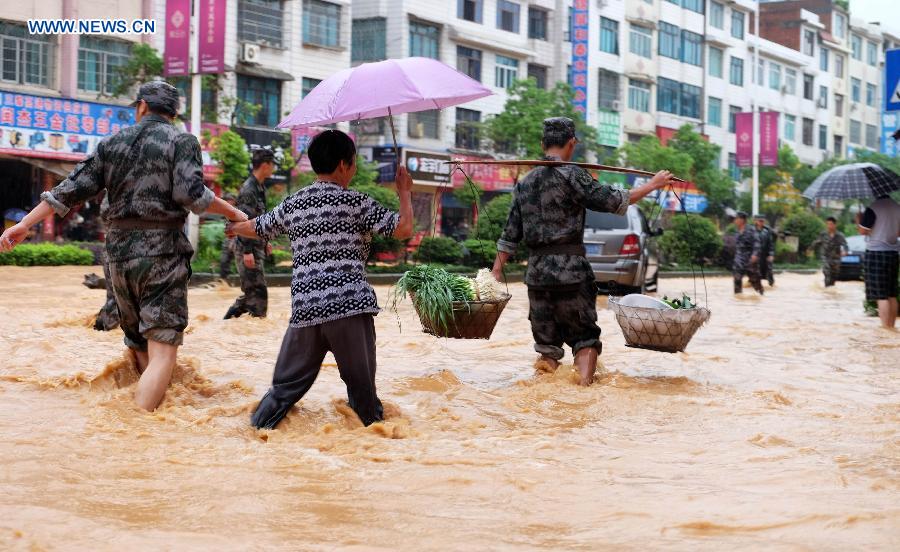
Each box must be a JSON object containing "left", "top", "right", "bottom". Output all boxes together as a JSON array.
[
  {"left": 240, "top": 43, "right": 261, "bottom": 64},
  {"left": 611, "top": 100, "right": 622, "bottom": 111},
  {"left": 817, "top": 97, "right": 827, "bottom": 108},
  {"left": 408, "top": 122, "right": 425, "bottom": 138}
]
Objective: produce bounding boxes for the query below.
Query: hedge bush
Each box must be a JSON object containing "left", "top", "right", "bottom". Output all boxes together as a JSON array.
[
  {"left": 0, "top": 243, "right": 94, "bottom": 266},
  {"left": 657, "top": 215, "right": 722, "bottom": 266},
  {"left": 461, "top": 239, "right": 497, "bottom": 267},
  {"left": 414, "top": 236, "right": 463, "bottom": 264},
  {"left": 783, "top": 211, "right": 825, "bottom": 254}
]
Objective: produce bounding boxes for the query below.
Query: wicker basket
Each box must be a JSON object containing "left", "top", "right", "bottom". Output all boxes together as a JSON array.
[
  {"left": 608, "top": 296, "right": 711, "bottom": 353},
  {"left": 410, "top": 292, "right": 511, "bottom": 339}
]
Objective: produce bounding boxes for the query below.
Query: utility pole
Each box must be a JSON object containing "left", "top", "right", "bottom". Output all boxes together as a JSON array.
[
  {"left": 187, "top": 0, "right": 202, "bottom": 254},
  {"left": 751, "top": 4, "right": 760, "bottom": 217}
]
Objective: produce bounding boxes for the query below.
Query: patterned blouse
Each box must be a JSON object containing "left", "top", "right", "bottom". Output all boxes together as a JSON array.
[{"left": 255, "top": 180, "right": 399, "bottom": 327}]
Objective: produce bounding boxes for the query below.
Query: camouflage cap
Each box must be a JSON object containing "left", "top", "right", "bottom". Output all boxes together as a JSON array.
[
  {"left": 753, "top": 213, "right": 767, "bottom": 220},
  {"left": 129, "top": 81, "right": 179, "bottom": 115},
  {"left": 542, "top": 117, "right": 577, "bottom": 144},
  {"left": 735, "top": 211, "right": 749, "bottom": 219}
]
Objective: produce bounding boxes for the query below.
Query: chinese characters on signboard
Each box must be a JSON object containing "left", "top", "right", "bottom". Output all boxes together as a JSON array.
[
  {"left": 403, "top": 149, "right": 451, "bottom": 185},
  {"left": 759, "top": 111, "right": 779, "bottom": 166},
  {"left": 199, "top": 0, "right": 226, "bottom": 74},
  {"left": 571, "top": 0, "right": 589, "bottom": 117},
  {"left": 0, "top": 90, "right": 134, "bottom": 161},
  {"left": 735, "top": 112, "right": 753, "bottom": 167},
  {"left": 597, "top": 110, "right": 620, "bottom": 147},
  {"left": 163, "top": 0, "right": 190, "bottom": 76}
]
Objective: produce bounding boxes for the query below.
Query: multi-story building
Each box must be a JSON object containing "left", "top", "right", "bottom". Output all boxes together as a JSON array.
[
  {"left": 0, "top": 0, "right": 154, "bottom": 240},
  {"left": 847, "top": 17, "right": 884, "bottom": 156}
]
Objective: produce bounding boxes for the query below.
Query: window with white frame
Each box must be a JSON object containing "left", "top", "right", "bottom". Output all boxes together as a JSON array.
[
  {"left": 628, "top": 79, "right": 650, "bottom": 112},
  {"left": 803, "top": 74, "right": 814, "bottom": 100},
  {"left": 409, "top": 21, "right": 439, "bottom": 58},
  {"left": 851, "top": 34, "right": 861, "bottom": 60},
  {"left": 709, "top": 46, "right": 723, "bottom": 78},
  {"left": 728, "top": 105, "right": 741, "bottom": 133},
  {"left": 835, "top": 54, "right": 844, "bottom": 79},
  {"left": 301, "top": 77, "right": 321, "bottom": 98},
  {"left": 682, "top": 0, "right": 703, "bottom": 14},
  {"left": 784, "top": 114, "right": 796, "bottom": 141},
  {"left": 834, "top": 13, "right": 846, "bottom": 39},
  {"left": 78, "top": 36, "right": 130, "bottom": 95},
  {"left": 659, "top": 22, "right": 680, "bottom": 60},
  {"left": 710, "top": 2, "right": 724, "bottom": 29},
  {"left": 803, "top": 29, "right": 815, "bottom": 56},
  {"left": 851, "top": 77, "right": 861, "bottom": 102},
  {"left": 352, "top": 18, "right": 386, "bottom": 62},
  {"left": 866, "top": 83, "right": 876, "bottom": 107},
  {"left": 819, "top": 85, "right": 828, "bottom": 108},
  {"left": 457, "top": 46, "right": 482, "bottom": 81},
  {"left": 494, "top": 54, "right": 519, "bottom": 88},
  {"left": 730, "top": 56, "right": 743, "bottom": 86},
  {"left": 867, "top": 40, "right": 877, "bottom": 66},
  {"left": 757, "top": 58, "right": 765, "bottom": 86},
  {"left": 497, "top": 1, "right": 520, "bottom": 34},
  {"left": 681, "top": 30, "right": 702, "bottom": 66},
  {"left": 600, "top": 17, "right": 619, "bottom": 55},
  {"left": 731, "top": 10, "right": 745, "bottom": 39},
  {"left": 598, "top": 69, "right": 620, "bottom": 110},
  {"left": 455, "top": 108, "right": 480, "bottom": 149},
  {"left": 849, "top": 119, "right": 861, "bottom": 144},
  {"left": 819, "top": 124, "right": 827, "bottom": 150},
  {"left": 707, "top": 97, "right": 722, "bottom": 127},
  {"left": 785, "top": 68, "right": 797, "bottom": 95},
  {"left": 835, "top": 93, "right": 844, "bottom": 117},
  {"left": 527, "top": 64, "right": 547, "bottom": 89},
  {"left": 303, "top": 0, "right": 341, "bottom": 48},
  {"left": 629, "top": 25, "right": 652, "bottom": 59},
  {"left": 409, "top": 110, "right": 439, "bottom": 139},
  {"left": 528, "top": 7, "right": 547, "bottom": 40},
  {"left": 458, "top": 0, "right": 483, "bottom": 23},
  {"left": 769, "top": 62, "right": 781, "bottom": 91},
  {"left": 802, "top": 118, "right": 814, "bottom": 146},
  {"left": 819, "top": 47, "right": 829, "bottom": 71},
  {"left": 239, "top": 0, "right": 285, "bottom": 48},
  {"left": 866, "top": 124, "right": 877, "bottom": 148},
  {"left": 1, "top": 21, "right": 54, "bottom": 87}
]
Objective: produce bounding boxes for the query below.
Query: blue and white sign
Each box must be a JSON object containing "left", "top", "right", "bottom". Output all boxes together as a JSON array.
[
  {"left": 570, "top": 0, "right": 589, "bottom": 118},
  {"left": 886, "top": 48, "right": 900, "bottom": 112},
  {"left": 882, "top": 111, "right": 898, "bottom": 157}
]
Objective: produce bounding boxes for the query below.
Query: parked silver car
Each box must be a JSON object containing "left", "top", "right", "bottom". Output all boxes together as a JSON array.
[{"left": 584, "top": 205, "right": 661, "bottom": 294}]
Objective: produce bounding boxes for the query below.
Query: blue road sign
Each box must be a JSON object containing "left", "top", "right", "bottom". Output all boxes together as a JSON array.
[{"left": 887, "top": 48, "right": 900, "bottom": 112}]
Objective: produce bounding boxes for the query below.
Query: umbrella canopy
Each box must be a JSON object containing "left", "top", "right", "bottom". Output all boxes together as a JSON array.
[
  {"left": 276, "top": 57, "right": 492, "bottom": 129},
  {"left": 802, "top": 163, "right": 900, "bottom": 200}
]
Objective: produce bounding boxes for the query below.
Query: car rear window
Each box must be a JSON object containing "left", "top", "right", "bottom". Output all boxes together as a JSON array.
[{"left": 585, "top": 210, "right": 629, "bottom": 230}]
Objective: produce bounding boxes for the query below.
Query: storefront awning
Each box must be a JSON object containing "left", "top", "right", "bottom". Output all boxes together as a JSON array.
[
  {"left": 235, "top": 62, "right": 295, "bottom": 81},
  {"left": 0, "top": 153, "right": 75, "bottom": 178}
]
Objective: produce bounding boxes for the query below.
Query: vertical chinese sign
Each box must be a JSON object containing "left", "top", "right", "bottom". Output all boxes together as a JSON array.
[
  {"left": 735, "top": 112, "right": 753, "bottom": 167},
  {"left": 758, "top": 111, "right": 779, "bottom": 166},
  {"left": 571, "top": 0, "right": 589, "bottom": 118},
  {"left": 199, "top": 0, "right": 226, "bottom": 74},
  {"left": 163, "top": 0, "right": 190, "bottom": 77}
]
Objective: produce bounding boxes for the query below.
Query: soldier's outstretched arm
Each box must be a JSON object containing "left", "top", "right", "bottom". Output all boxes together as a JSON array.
[{"left": 172, "top": 134, "right": 215, "bottom": 213}]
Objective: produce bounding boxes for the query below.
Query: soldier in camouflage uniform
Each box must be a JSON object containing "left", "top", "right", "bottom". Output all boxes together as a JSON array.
[
  {"left": 732, "top": 212, "right": 764, "bottom": 295},
  {"left": 93, "top": 192, "right": 120, "bottom": 331},
  {"left": 754, "top": 214, "right": 776, "bottom": 287},
  {"left": 0, "top": 81, "right": 247, "bottom": 411},
  {"left": 218, "top": 193, "right": 238, "bottom": 279},
  {"left": 811, "top": 216, "right": 848, "bottom": 287},
  {"left": 224, "top": 148, "right": 276, "bottom": 319},
  {"left": 491, "top": 117, "right": 676, "bottom": 386}
]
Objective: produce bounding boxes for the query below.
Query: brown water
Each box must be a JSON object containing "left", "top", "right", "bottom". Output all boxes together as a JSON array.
[{"left": 0, "top": 266, "right": 898, "bottom": 550}]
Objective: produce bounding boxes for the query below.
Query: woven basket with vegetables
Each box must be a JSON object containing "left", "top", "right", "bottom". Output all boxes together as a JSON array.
[
  {"left": 391, "top": 265, "right": 510, "bottom": 339},
  {"left": 608, "top": 293, "right": 710, "bottom": 353}
]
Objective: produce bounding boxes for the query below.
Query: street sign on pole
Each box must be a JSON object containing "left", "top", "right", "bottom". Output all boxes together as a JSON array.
[{"left": 886, "top": 48, "right": 900, "bottom": 112}]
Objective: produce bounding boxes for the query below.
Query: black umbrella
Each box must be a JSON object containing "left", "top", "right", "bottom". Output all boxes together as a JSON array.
[{"left": 802, "top": 163, "right": 900, "bottom": 200}]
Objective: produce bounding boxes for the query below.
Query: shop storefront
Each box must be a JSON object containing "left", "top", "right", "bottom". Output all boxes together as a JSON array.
[{"left": 0, "top": 89, "right": 133, "bottom": 240}]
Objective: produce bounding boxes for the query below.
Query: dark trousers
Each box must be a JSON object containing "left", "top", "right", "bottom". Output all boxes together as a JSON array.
[
  {"left": 251, "top": 314, "right": 383, "bottom": 429},
  {"left": 758, "top": 256, "right": 774, "bottom": 286}
]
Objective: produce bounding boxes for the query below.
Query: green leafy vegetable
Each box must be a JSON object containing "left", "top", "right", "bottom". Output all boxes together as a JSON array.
[
  {"left": 661, "top": 294, "right": 695, "bottom": 310},
  {"left": 391, "top": 265, "right": 476, "bottom": 333}
]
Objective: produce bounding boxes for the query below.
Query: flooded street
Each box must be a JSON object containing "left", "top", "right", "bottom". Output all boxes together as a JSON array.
[{"left": 1, "top": 266, "right": 898, "bottom": 550}]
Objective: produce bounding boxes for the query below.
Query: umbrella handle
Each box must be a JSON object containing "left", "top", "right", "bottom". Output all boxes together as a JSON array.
[{"left": 387, "top": 106, "right": 399, "bottom": 172}]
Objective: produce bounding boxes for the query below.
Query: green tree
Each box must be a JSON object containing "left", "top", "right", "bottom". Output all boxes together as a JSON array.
[
  {"left": 666, "top": 125, "right": 736, "bottom": 218},
  {"left": 742, "top": 144, "right": 800, "bottom": 192},
  {"left": 783, "top": 210, "right": 826, "bottom": 255},
  {"left": 209, "top": 130, "right": 251, "bottom": 193},
  {"left": 111, "top": 44, "right": 163, "bottom": 98},
  {"left": 657, "top": 214, "right": 722, "bottom": 266},
  {"left": 482, "top": 80, "right": 598, "bottom": 160},
  {"left": 615, "top": 135, "right": 692, "bottom": 176}
]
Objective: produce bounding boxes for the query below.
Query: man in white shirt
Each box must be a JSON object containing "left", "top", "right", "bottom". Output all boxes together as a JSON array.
[{"left": 858, "top": 195, "right": 900, "bottom": 328}]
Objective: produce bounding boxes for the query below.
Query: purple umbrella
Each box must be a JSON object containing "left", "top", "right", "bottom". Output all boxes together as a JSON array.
[{"left": 276, "top": 57, "right": 492, "bottom": 149}]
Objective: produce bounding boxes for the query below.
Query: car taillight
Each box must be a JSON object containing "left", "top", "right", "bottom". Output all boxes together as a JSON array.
[{"left": 619, "top": 234, "right": 640, "bottom": 255}]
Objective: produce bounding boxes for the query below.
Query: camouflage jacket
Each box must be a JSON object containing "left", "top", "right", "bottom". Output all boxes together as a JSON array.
[
  {"left": 497, "top": 155, "right": 630, "bottom": 288},
  {"left": 42, "top": 113, "right": 214, "bottom": 261},
  {"left": 757, "top": 225, "right": 776, "bottom": 258},
  {"left": 813, "top": 231, "right": 847, "bottom": 261},
  {"left": 236, "top": 174, "right": 267, "bottom": 253},
  {"left": 733, "top": 227, "right": 761, "bottom": 269}
]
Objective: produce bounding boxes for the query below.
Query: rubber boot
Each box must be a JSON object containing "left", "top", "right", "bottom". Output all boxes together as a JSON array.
[{"left": 574, "top": 347, "right": 599, "bottom": 386}]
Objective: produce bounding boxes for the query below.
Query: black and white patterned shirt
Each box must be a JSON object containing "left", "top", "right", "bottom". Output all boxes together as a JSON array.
[{"left": 255, "top": 180, "right": 399, "bottom": 327}]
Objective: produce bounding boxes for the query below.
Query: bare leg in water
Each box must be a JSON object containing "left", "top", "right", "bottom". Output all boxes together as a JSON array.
[
  {"left": 877, "top": 297, "right": 898, "bottom": 329},
  {"left": 574, "top": 347, "right": 599, "bottom": 386},
  {"left": 133, "top": 341, "right": 178, "bottom": 411},
  {"left": 534, "top": 355, "right": 560, "bottom": 373}
]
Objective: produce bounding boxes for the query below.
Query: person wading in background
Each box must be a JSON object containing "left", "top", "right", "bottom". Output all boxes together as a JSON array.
[
  {"left": 754, "top": 214, "right": 776, "bottom": 287},
  {"left": 0, "top": 81, "right": 247, "bottom": 411},
  {"left": 811, "top": 216, "right": 848, "bottom": 288},
  {"left": 732, "top": 212, "right": 764, "bottom": 296},
  {"left": 491, "top": 117, "right": 675, "bottom": 386},
  {"left": 224, "top": 149, "right": 276, "bottom": 319}
]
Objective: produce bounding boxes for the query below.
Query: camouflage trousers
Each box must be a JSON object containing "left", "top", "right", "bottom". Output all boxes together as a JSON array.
[
  {"left": 109, "top": 253, "right": 191, "bottom": 350},
  {"left": 822, "top": 258, "right": 842, "bottom": 287},
  {"left": 733, "top": 261, "right": 763, "bottom": 294},
  {"left": 758, "top": 256, "right": 774, "bottom": 286},
  {"left": 219, "top": 237, "right": 236, "bottom": 278},
  {"left": 229, "top": 245, "right": 268, "bottom": 317},
  {"left": 527, "top": 281, "right": 602, "bottom": 361},
  {"left": 94, "top": 252, "right": 120, "bottom": 330}
]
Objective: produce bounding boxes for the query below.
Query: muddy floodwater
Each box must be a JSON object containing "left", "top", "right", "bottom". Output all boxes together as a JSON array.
[{"left": 0, "top": 266, "right": 898, "bottom": 550}]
